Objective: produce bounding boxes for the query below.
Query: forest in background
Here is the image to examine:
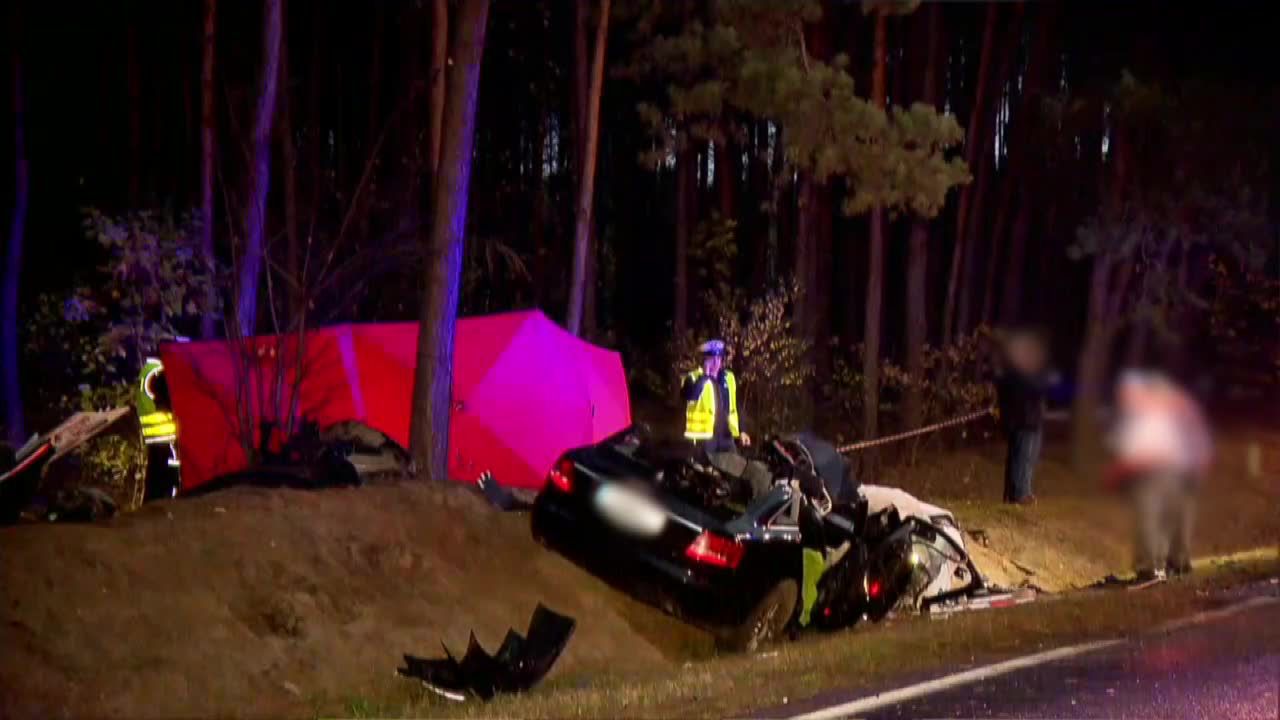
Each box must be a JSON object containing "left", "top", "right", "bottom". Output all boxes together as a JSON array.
[{"left": 1, "top": 0, "right": 1277, "bottom": 477}]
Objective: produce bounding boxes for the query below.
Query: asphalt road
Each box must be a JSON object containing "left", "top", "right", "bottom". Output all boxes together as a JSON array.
[{"left": 782, "top": 589, "right": 1280, "bottom": 720}]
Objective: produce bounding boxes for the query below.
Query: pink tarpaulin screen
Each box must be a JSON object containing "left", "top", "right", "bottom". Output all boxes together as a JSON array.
[{"left": 160, "top": 310, "right": 631, "bottom": 491}]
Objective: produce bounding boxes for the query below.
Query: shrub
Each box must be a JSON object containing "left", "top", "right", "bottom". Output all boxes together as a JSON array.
[
  {"left": 22, "top": 209, "right": 213, "bottom": 500},
  {"left": 27, "top": 209, "right": 217, "bottom": 412},
  {"left": 826, "top": 327, "right": 997, "bottom": 443},
  {"left": 643, "top": 279, "right": 813, "bottom": 439}
]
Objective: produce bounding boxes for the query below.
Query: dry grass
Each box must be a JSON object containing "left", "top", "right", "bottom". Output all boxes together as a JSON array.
[
  {"left": 0, "top": 483, "right": 702, "bottom": 719},
  {"left": 877, "top": 426, "right": 1280, "bottom": 590},
  {"left": 1, "top": 426, "right": 1275, "bottom": 720},
  {"left": 382, "top": 557, "right": 1279, "bottom": 719}
]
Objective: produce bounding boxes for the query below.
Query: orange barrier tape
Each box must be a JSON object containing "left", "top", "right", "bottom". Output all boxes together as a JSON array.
[{"left": 836, "top": 408, "right": 995, "bottom": 454}]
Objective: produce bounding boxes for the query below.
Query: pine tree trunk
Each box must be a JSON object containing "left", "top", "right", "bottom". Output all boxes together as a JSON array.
[
  {"left": 674, "top": 145, "right": 693, "bottom": 336},
  {"left": 956, "top": 7, "right": 1020, "bottom": 338},
  {"left": 182, "top": 51, "right": 195, "bottom": 193},
  {"left": 3, "top": 29, "right": 29, "bottom": 444},
  {"left": 903, "top": 2, "right": 941, "bottom": 430},
  {"left": 793, "top": 172, "right": 816, "bottom": 343},
  {"left": 428, "top": 0, "right": 448, "bottom": 180},
  {"left": 199, "top": 0, "right": 219, "bottom": 339},
  {"left": 770, "top": 123, "right": 785, "bottom": 285},
  {"left": 335, "top": 63, "right": 347, "bottom": 208},
  {"left": 862, "top": 11, "right": 888, "bottom": 441},
  {"left": 279, "top": 0, "right": 301, "bottom": 326},
  {"left": 1124, "top": 321, "right": 1149, "bottom": 368},
  {"left": 306, "top": 2, "right": 325, "bottom": 229},
  {"left": 999, "top": 5, "right": 1058, "bottom": 326},
  {"left": 573, "top": 0, "right": 599, "bottom": 337},
  {"left": 953, "top": 153, "right": 986, "bottom": 337},
  {"left": 573, "top": 0, "right": 589, "bottom": 179},
  {"left": 699, "top": 142, "right": 710, "bottom": 198},
  {"left": 531, "top": 113, "right": 547, "bottom": 305},
  {"left": 566, "top": 0, "right": 609, "bottom": 336},
  {"left": 357, "top": 2, "right": 384, "bottom": 247},
  {"left": 747, "top": 122, "right": 770, "bottom": 290},
  {"left": 716, "top": 134, "right": 735, "bottom": 221},
  {"left": 942, "top": 3, "right": 995, "bottom": 345},
  {"left": 583, "top": 231, "right": 598, "bottom": 337},
  {"left": 814, "top": 182, "right": 833, "bottom": 383},
  {"left": 236, "top": 0, "right": 283, "bottom": 338},
  {"left": 1033, "top": 198, "right": 1059, "bottom": 319},
  {"left": 1072, "top": 255, "right": 1120, "bottom": 468},
  {"left": 1001, "top": 195, "right": 1033, "bottom": 325},
  {"left": 409, "top": 0, "right": 489, "bottom": 481},
  {"left": 1072, "top": 124, "right": 1130, "bottom": 468},
  {"left": 980, "top": 179, "right": 1012, "bottom": 326},
  {"left": 367, "top": 4, "right": 384, "bottom": 155},
  {"left": 801, "top": 3, "right": 833, "bottom": 384},
  {"left": 127, "top": 23, "right": 142, "bottom": 205},
  {"left": 396, "top": 2, "right": 425, "bottom": 239}
]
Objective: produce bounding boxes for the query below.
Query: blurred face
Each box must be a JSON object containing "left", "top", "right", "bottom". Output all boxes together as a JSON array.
[
  {"left": 703, "top": 354, "right": 723, "bottom": 376},
  {"left": 1006, "top": 335, "right": 1045, "bottom": 373},
  {"left": 1118, "top": 376, "right": 1163, "bottom": 412},
  {"left": 1118, "top": 379, "right": 1145, "bottom": 409}
]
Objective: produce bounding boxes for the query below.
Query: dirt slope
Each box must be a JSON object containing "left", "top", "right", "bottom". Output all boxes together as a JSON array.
[
  {"left": 0, "top": 483, "right": 701, "bottom": 719},
  {"left": 2, "top": 429, "right": 1274, "bottom": 719},
  {"left": 879, "top": 428, "right": 1280, "bottom": 591}
]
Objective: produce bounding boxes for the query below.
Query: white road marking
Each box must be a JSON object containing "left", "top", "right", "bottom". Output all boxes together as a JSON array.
[
  {"left": 1152, "top": 593, "right": 1278, "bottom": 633},
  {"left": 780, "top": 640, "right": 1122, "bottom": 720},
  {"left": 779, "top": 591, "right": 1279, "bottom": 720}
]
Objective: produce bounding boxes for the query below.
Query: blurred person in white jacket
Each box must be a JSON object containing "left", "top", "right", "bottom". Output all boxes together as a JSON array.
[{"left": 1104, "top": 370, "right": 1213, "bottom": 582}]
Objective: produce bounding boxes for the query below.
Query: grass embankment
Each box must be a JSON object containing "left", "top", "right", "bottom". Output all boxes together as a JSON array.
[
  {"left": 877, "top": 425, "right": 1279, "bottom": 591},
  {"left": 0, "top": 484, "right": 708, "bottom": 720},
  {"left": 359, "top": 557, "right": 1280, "bottom": 719},
  {"left": 0, "top": 428, "right": 1274, "bottom": 719}
]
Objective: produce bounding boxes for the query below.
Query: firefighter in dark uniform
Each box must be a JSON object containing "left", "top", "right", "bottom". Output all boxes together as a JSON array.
[{"left": 681, "top": 339, "right": 773, "bottom": 499}]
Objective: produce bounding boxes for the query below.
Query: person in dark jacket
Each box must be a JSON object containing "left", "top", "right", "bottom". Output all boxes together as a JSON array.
[
  {"left": 995, "top": 330, "right": 1049, "bottom": 505},
  {"left": 681, "top": 339, "right": 773, "bottom": 500}
]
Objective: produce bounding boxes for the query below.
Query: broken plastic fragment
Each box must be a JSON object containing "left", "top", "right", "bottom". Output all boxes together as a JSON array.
[{"left": 397, "top": 603, "right": 576, "bottom": 701}]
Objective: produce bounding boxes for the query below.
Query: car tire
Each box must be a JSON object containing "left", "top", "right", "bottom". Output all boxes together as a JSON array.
[{"left": 721, "top": 578, "right": 799, "bottom": 654}]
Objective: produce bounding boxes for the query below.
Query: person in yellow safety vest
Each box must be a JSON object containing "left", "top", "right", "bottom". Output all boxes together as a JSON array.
[
  {"left": 137, "top": 357, "right": 182, "bottom": 499},
  {"left": 681, "top": 339, "right": 773, "bottom": 500},
  {"left": 137, "top": 357, "right": 177, "bottom": 445}
]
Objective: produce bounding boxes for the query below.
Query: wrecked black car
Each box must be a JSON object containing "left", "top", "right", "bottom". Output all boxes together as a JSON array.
[{"left": 531, "top": 427, "right": 986, "bottom": 651}]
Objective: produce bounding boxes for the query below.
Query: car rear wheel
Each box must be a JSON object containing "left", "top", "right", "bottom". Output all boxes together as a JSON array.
[{"left": 721, "top": 578, "right": 799, "bottom": 653}]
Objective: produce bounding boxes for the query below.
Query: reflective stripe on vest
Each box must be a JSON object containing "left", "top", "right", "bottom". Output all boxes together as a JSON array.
[
  {"left": 136, "top": 357, "right": 164, "bottom": 418},
  {"left": 684, "top": 370, "right": 740, "bottom": 441},
  {"left": 140, "top": 411, "right": 176, "bottom": 439}
]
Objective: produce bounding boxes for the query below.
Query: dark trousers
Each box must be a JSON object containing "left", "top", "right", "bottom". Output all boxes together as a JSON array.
[
  {"left": 1132, "top": 472, "right": 1197, "bottom": 575},
  {"left": 707, "top": 450, "right": 774, "bottom": 501},
  {"left": 1003, "top": 428, "right": 1042, "bottom": 503}
]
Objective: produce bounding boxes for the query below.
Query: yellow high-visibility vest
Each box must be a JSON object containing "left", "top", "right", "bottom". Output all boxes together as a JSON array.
[{"left": 684, "top": 369, "right": 739, "bottom": 441}]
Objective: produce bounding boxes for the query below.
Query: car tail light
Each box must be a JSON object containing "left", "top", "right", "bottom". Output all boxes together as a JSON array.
[
  {"left": 684, "top": 531, "right": 744, "bottom": 569},
  {"left": 547, "top": 459, "right": 574, "bottom": 493},
  {"left": 867, "top": 578, "right": 883, "bottom": 599}
]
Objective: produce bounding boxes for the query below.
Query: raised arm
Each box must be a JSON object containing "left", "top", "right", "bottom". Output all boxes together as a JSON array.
[{"left": 681, "top": 371, "right": 706, "bottom": 403}]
